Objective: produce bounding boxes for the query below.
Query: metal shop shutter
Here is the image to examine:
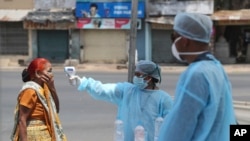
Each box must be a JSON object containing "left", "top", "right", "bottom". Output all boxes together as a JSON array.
[
  {"left": 0, "top": 22, "right": 28, "bottom": 55},
  {"left": 81, "top": 30, "right": 127, "bottom": 63},
  {"left": 37, "top": 30, "right": 68, "bottom": 63},
  {"left": 152, "top": 29, "right": 175, "bottom": 63}
]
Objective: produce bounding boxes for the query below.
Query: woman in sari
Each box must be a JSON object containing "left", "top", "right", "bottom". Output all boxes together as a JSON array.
[{"left": 11, "top": 58, "right": 67, "bottom": 141}]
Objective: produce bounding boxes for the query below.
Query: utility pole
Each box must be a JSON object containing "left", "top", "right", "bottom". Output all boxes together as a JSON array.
[
  {"left": 68, "top": 29, "right": 72, "bottom": 66},
  {"left": 128, "top": 0, "right": 138, "bottom": 82}
]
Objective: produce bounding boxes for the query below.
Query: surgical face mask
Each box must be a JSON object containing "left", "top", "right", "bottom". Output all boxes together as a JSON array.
[
  {"left": 133, "top": 76, "right": 148, "bottom": 89},
  {"left": 171, "top": 37, "right": 184, "bottom": 62},
  {"left": 171, "top": 37, "right": 208, "bottom": 62}
]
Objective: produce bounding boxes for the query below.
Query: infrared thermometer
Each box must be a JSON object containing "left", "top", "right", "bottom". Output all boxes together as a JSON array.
[{"left": 64, "top": 66, "right": 76, "bottom": 77}]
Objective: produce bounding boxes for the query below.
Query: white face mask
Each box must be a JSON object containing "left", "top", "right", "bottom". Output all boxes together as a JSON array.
[
  {"left": 171, "top": 37, "right": 208, "bottom": 62},
  {"left": 171, "top": 37, "right": 185, "bottom": 62},
  {"left": 133, "top": 76, "right": 148, "bottom": 89}
]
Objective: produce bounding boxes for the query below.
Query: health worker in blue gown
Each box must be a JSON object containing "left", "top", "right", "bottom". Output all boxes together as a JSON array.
[
  {"left": 158, "top": 12, "right": 237, "bottom": 141},
  {"left": 69, "top": 60, "right": 173, "bottom": 141}
]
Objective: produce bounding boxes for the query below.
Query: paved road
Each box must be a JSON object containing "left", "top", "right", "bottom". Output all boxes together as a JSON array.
[
  {"left": 234, "top": 101, "right": 250, "bottom": 124},
  {"left": 1, "top": 69, "right": 250, "bottom": 141}
]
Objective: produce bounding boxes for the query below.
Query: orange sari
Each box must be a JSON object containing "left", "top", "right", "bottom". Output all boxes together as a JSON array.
[{"left": 11, "top": 81, "right": 67, "bottom": 141}]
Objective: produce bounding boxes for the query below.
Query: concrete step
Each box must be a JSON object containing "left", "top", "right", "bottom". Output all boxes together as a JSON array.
[
  {"left": 8, "top": 61, "right": 20, "bottom": 67},
  {"left": 0, "top": 58, "right": 10, "bottom": 67}
]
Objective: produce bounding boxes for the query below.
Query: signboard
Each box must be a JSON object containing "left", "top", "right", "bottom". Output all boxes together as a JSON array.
[
  {"left": 75, "top": 2, "right": 145, "bottom": 18},
  {"left": 77, "top": 18, "right": 141, "bottom": 29},
  {"left": 148, "top": 0, "right": 214, "bottom": 16},
  {"left": 76, "top": 0, "right": 144, "bottom": 2},
  {"left": 151, "top": 23, "right": 173, "bottom": 30},
  {"left": 214, "top": 20, "right": 250, "bottom": 26},
  {"left": 23, "top": 21, "right": 75, "bottom": 29}
]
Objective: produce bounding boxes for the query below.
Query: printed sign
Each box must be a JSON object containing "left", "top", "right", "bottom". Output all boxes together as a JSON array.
[
  {"left": 148, "top": 0, "right": 214, "bottom": 16},
  {"left": 77, "top": 18, "right": 141, "bottom": 29},
  {"left": 75, "top": 2, "right": 145, "bottom": 18},
  {"left": 76, "top": 0, "right": 144, "bottom": 2}
]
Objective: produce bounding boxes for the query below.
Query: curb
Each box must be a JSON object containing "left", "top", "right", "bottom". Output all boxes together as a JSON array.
[
  {"left": 1, "top": 63, "right": 250, "bottom": 73},
  {"left": 234, "top": 101, "right": 250, "bottom": 107}
]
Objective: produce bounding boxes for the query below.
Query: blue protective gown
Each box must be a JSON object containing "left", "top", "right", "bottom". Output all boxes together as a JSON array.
[
  {"left": 77, "top": 77, "right": 173, "bottom": 141},
  {"left": 158, "top": 53, "right": 237, "bottom": 141}
]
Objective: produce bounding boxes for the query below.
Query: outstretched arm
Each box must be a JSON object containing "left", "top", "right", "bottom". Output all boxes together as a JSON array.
[{"left": 70, "top": 76, "right": 126, "bottom": 105}]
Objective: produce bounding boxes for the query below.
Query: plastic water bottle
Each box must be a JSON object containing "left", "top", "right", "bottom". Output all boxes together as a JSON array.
[
  {"left": 134, "top": 125, "right": 145, "bottom": 141},
  {"left": 154, "top": 117, "right": 164, "bottom": 141},
  {"left": 114, "top": 120, "right": 124, "bottom": 141}
]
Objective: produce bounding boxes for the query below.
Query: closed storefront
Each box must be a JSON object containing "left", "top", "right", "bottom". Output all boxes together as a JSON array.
[
  {"left": 76, "top": 1, "right": 144, "bottom": 64},
  {"left": 212, "top": 9, "right": 250, "bottom": 63},
  {"left": 0, "top": 10, "right": 30, "bottom": 56},
  {"left": 23, "top": 9, "right": 75, "bottom": 63},
  {"left": 0, "top": 22, "right": 28, "bottom": 55},
  {"left": 147, "top": 0, "right": 214, "bottom": 64},
  {"left": 37, "top": 30, "right": 69, "bottom": 63},
  {"left": 81, "top": 30, "right": 127, "bottom": 63},
  {"left": 151, "top": 29, "right": 174, "bottom": 63},
  {"left": 146, "top": 18, "right": 175, "bottom": 63}
]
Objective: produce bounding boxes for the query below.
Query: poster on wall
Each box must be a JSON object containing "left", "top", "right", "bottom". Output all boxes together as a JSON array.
[
  {"left": 76, "top": 0, "right": 144, "bottom": 2},
  {"left": 77, "top": 18, "right": 141, "bottom": 29},
  {"left": 148, "top": 0, "right": 214, "bottom": 16},
  {"left": 75, "top": 1, "right": 145, "bottom": 18}
]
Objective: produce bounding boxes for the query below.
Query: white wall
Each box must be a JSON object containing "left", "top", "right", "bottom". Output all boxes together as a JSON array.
[{"left": 34, "top": 0, "right": 75, "bottom": 9}]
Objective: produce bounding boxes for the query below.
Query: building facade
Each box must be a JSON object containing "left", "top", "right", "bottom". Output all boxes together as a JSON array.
[
  {"left": 145, "top": 0, "right": 214, "bottom": 64},
  {"left": 0, "top": 0, "right": 33, "bottom": 64},
  {"left": 74, "top": 0, "right": 145, "bottom": 64},
  {"left": 212, "top": 0, "right": 250, "bottom": 63},
  {"left": 1, "top": 0, "right": 250, "bottom": 65},
  {"left": 1, "top": 0, "right": 146, "bottom": 65}
]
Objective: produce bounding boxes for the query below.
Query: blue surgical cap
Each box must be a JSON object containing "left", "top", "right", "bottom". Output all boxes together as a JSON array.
[
  {"left": 135, "top": 60, "right": 161, "bottom": 82},
  {"left": 174, "top": 12, "right": 213, "bottom": 43}
]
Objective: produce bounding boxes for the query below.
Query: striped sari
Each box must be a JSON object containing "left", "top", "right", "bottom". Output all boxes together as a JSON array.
[{"left": 11, "top": 81, "right": 67, "bottom": 141}]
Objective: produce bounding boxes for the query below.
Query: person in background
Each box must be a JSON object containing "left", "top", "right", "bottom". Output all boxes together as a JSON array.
[
  {"left": 11, "top": 58, "right": 67, "bottom": 141},
  {"left": 158, "top": 12, "right": 237, "bottom": 141},
  {"left": 82, "top": 3, "right": 100, "bottom": 18},
  {"left": 68, "top": 60, "right": 173, "bottom": 141}
]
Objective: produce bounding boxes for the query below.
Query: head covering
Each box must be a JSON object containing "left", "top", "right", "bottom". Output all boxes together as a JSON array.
[
  {"left": 173, "top": 12, "right": 213, "bottom": 43},
  {"left": 135, "top": 60, "right": 161, "bottom": 82}
]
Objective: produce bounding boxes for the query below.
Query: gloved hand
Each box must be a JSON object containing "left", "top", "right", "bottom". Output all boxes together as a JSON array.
[{"left": 69, "top": 75, "right": 81, "bottom": 86}]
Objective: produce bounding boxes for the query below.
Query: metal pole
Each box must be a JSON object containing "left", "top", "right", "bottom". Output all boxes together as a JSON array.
[
  {"left": 128, "top": 0, "right": 138, "bottom": 82},
  {"left": 69, "top": 29, "right": 72, "bottom": 66},
  {"left": 145, "top": 0, "right": 152, "bottom": 61}
]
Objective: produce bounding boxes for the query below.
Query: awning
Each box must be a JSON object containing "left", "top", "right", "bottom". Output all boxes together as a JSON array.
[
  {"left": 0, "top": 9, "right": 31, "bottom": 21},
  {"left": 146, "top": 17, "right": 174, "bottom": 25},
  {"left": 146, "top": 17, "right": 174, "bottom": 29},
  {"left": 24, "top": 9, "right": 75, "bottom": 23},
  {"left": 211, "top": 9, "right": 250, "bottom": 25}
]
